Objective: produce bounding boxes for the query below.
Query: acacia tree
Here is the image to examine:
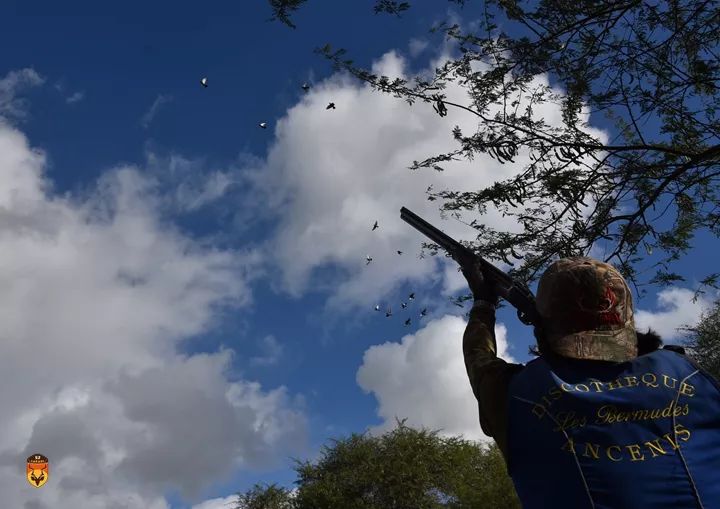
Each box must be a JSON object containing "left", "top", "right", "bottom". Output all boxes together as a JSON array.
[
  {"left": 235, "top": 420, "right": 520, "bottom": 509},
  {"left": 271, "top": 0, "right": 720, "bottom": 298},
  {"left": 681, "top": 298, "right": 720, "bottom": 380},
  {"left": 234, "top": 483, "right": 296, "bottom": 509}
]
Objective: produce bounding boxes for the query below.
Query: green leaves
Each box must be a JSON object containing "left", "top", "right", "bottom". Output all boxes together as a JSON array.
[
  {"left": 274, "top": 0, "right": 720, "bottom": 295},
  {"left": 373, "top": 1, "right": 411, "bottom": 17},
  {"left": 266, "top": 0, "right": 309, "bottom": 29},
  {"left": 679, "top": 298, "right": 720, "bottom": 381},
  {"left": 235, "top": 483, "right": 296, "bottom": 509},
  {"left": 487, "top": 141, "right": 518, "bottom": 164},
  {"left": 288, "top": 422, "right": 520, "bottom": 509}
]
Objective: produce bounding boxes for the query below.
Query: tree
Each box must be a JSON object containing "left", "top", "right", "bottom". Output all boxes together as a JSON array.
[
  {"left": 292, "top": 420, "right": 519, "bottom": 509},
  {"left": 234, "top": 421, "right": 519, "bottom": 509},
  {"left": 272, "top": 0, "right": 720, "bottom": 299},
  {"left": 267, "top": 0, "right": 309, "bottom": 29},
  {"left": 234, "top": 483, "right": 296, "bottom": 509},
  {"left": 681, "top": 298, "right": 720, "bottom": 380}
]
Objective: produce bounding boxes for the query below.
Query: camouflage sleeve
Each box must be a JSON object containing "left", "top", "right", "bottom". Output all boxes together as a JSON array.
[{"left": 463, "top": 303, "right": 524, "bottom": 461}]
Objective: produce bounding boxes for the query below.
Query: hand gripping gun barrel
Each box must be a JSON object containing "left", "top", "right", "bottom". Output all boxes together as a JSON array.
[{"left": 400, "top": 207, "right": 542, "bottom": 327}]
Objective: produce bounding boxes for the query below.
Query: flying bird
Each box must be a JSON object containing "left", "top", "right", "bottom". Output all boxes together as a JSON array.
[
  {"left": 420, "top": 308, "right": 428, "bottom": 317},
  {"left": 374, "top": 304, "right": 380, "bottom": 311},
  {"left": 200, "top": 77, "right": 208, "bottom": 87},
  {"left": 401, "top": 302, "right": 407, "bottom": 309},
  {"left": 408, "top": 293, "right": 415, "bottom": 300},
  {"left": 326, "top": 102, "right": 335, "bottom": 110},
  {"left": 366, "top": 255, "right": 373, "bottom": 265},
  {"left": 386, "top": 307, "right": 392, "bottom": 317},
  {"left": 404, "top": 318, "right": 411, "bottom": 326},
  {"left": 259, "top": 122, "right": 267, "bottom": 129},
  {"left": 372, "top": 221, "right": 379, "bottom": 231},
  {"left": 302, "top": 82, "right": 310, "bottom": 92},
  {"left": 397, "top": 250, "right": 403, "bottom": 255}
]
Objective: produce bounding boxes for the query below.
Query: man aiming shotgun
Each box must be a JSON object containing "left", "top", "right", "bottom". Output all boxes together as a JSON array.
[{"left": 401, "top": 207, "right": 720, "bottom": 509}]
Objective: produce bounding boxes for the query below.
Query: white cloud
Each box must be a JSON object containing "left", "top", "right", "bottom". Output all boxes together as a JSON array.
[
  {"left": 0, "top": 32, "right": 615, "bottom": 506},
  {"left": 635, "top": 287, "right": 716, "bottom": 341},
  {"left": 141, "top": 94, "right": 173, "bottom": 128},
  {"left": 144, "top": 152, "right": 246, "bottom": 215},
  {"left": 192, "top": 495, "right": 238, "bottom": 509},
  {"left": 66, "top": 91, "right": 84, "bottom": 104},
  {"left": 357, "top": 314, "right": 515, "bottom": 442},
  {"left": 239, "top": 48, "right": 608, "bottom": 317},
  {"left": 108, "top": 353, "right": 306, "bottom": 497},
  {"left": 178, "top": 170, "right": 236, "bottom": 212},
  {"left": 0, "top": 118, "right": 307, "bottom": 507},
  {"left": 0, "top": 68, "right": 44, "bottom": 120},
  {"left": 441, "top": 261, "right": 469, "bottom": 297}
]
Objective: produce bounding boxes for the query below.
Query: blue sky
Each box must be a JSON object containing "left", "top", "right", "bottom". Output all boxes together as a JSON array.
[{"left": 2, "top": 3, "right": 717, "bottom": 508}]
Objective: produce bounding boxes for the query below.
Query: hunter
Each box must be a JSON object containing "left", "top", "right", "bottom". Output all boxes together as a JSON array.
[{"left": 462, "top": 256, "right": 720, "bottom": 508}]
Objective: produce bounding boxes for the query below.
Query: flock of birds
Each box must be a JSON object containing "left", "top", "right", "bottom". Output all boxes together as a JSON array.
[
  {"left": 199, "top": 77, "right": 333, "bottom": 129},
  {"left": 367, "top": 220, "right": 429, "bottom": 326},
  {"left": 199, "top": 77, "right": 429, "bottom": 327},
  {"left": 374, "top": 292, "right": 428, "bottom": 327}
]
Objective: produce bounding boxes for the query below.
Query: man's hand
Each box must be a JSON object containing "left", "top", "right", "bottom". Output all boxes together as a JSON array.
[{"left": 461, "top": 261, "right": 499, "bottom": 305}]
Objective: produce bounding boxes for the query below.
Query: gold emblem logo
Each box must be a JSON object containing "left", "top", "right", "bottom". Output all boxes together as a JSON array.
[{"left": 26, "top": 454, "right": 49, "bottom": 488}]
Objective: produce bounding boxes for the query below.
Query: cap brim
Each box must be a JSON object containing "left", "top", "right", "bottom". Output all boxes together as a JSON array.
[{"left": 547, "top": 326, "right": 637, "bottom": 362}]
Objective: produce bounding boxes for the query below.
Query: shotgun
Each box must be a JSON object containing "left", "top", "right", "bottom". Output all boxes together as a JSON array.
[{"left": 400, "top": 207, "right": 541, "bottom": 326}]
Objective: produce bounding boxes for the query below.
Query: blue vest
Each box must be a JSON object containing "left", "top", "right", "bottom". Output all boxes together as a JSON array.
[{"left": 507, "top": 349, "right": 720, "bottom": 509}]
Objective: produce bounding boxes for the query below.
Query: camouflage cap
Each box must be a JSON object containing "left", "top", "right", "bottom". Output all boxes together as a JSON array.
[{"left": 536, "top": 257, "right": 637, "bottom": 362}]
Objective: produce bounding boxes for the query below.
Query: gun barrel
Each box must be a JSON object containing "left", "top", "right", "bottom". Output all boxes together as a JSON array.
[{"left": 400, "top": 207, "right": 465, "bottom": 254}]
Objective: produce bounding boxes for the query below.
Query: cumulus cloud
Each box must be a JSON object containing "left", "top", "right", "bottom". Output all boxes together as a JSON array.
[
  {"left": 141, "top": 94, "right": 174, "bottom": 128},
  {"left": 109, "top": 353, "right": 305, "bottom": 497},
  {"left": 0, "top": 31, "right": 614, "bottom": 507},
  {"left": 357, "top": 314, "right": 515, "bottom": 441},
  {"left": 237, "top": 48, "right": 608, "bottom": 317},
  {"left": 192, "top": 495, "right": 238, "bottom": 509},
  {"left": 635, "top": 287, "right": 716, "bottom": 341},
  {"left": 0, "top": 119, "right": 306, "bottom": 507},
  {"left": 0, "top": 68, "right": 44, "bottom": 120}
]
